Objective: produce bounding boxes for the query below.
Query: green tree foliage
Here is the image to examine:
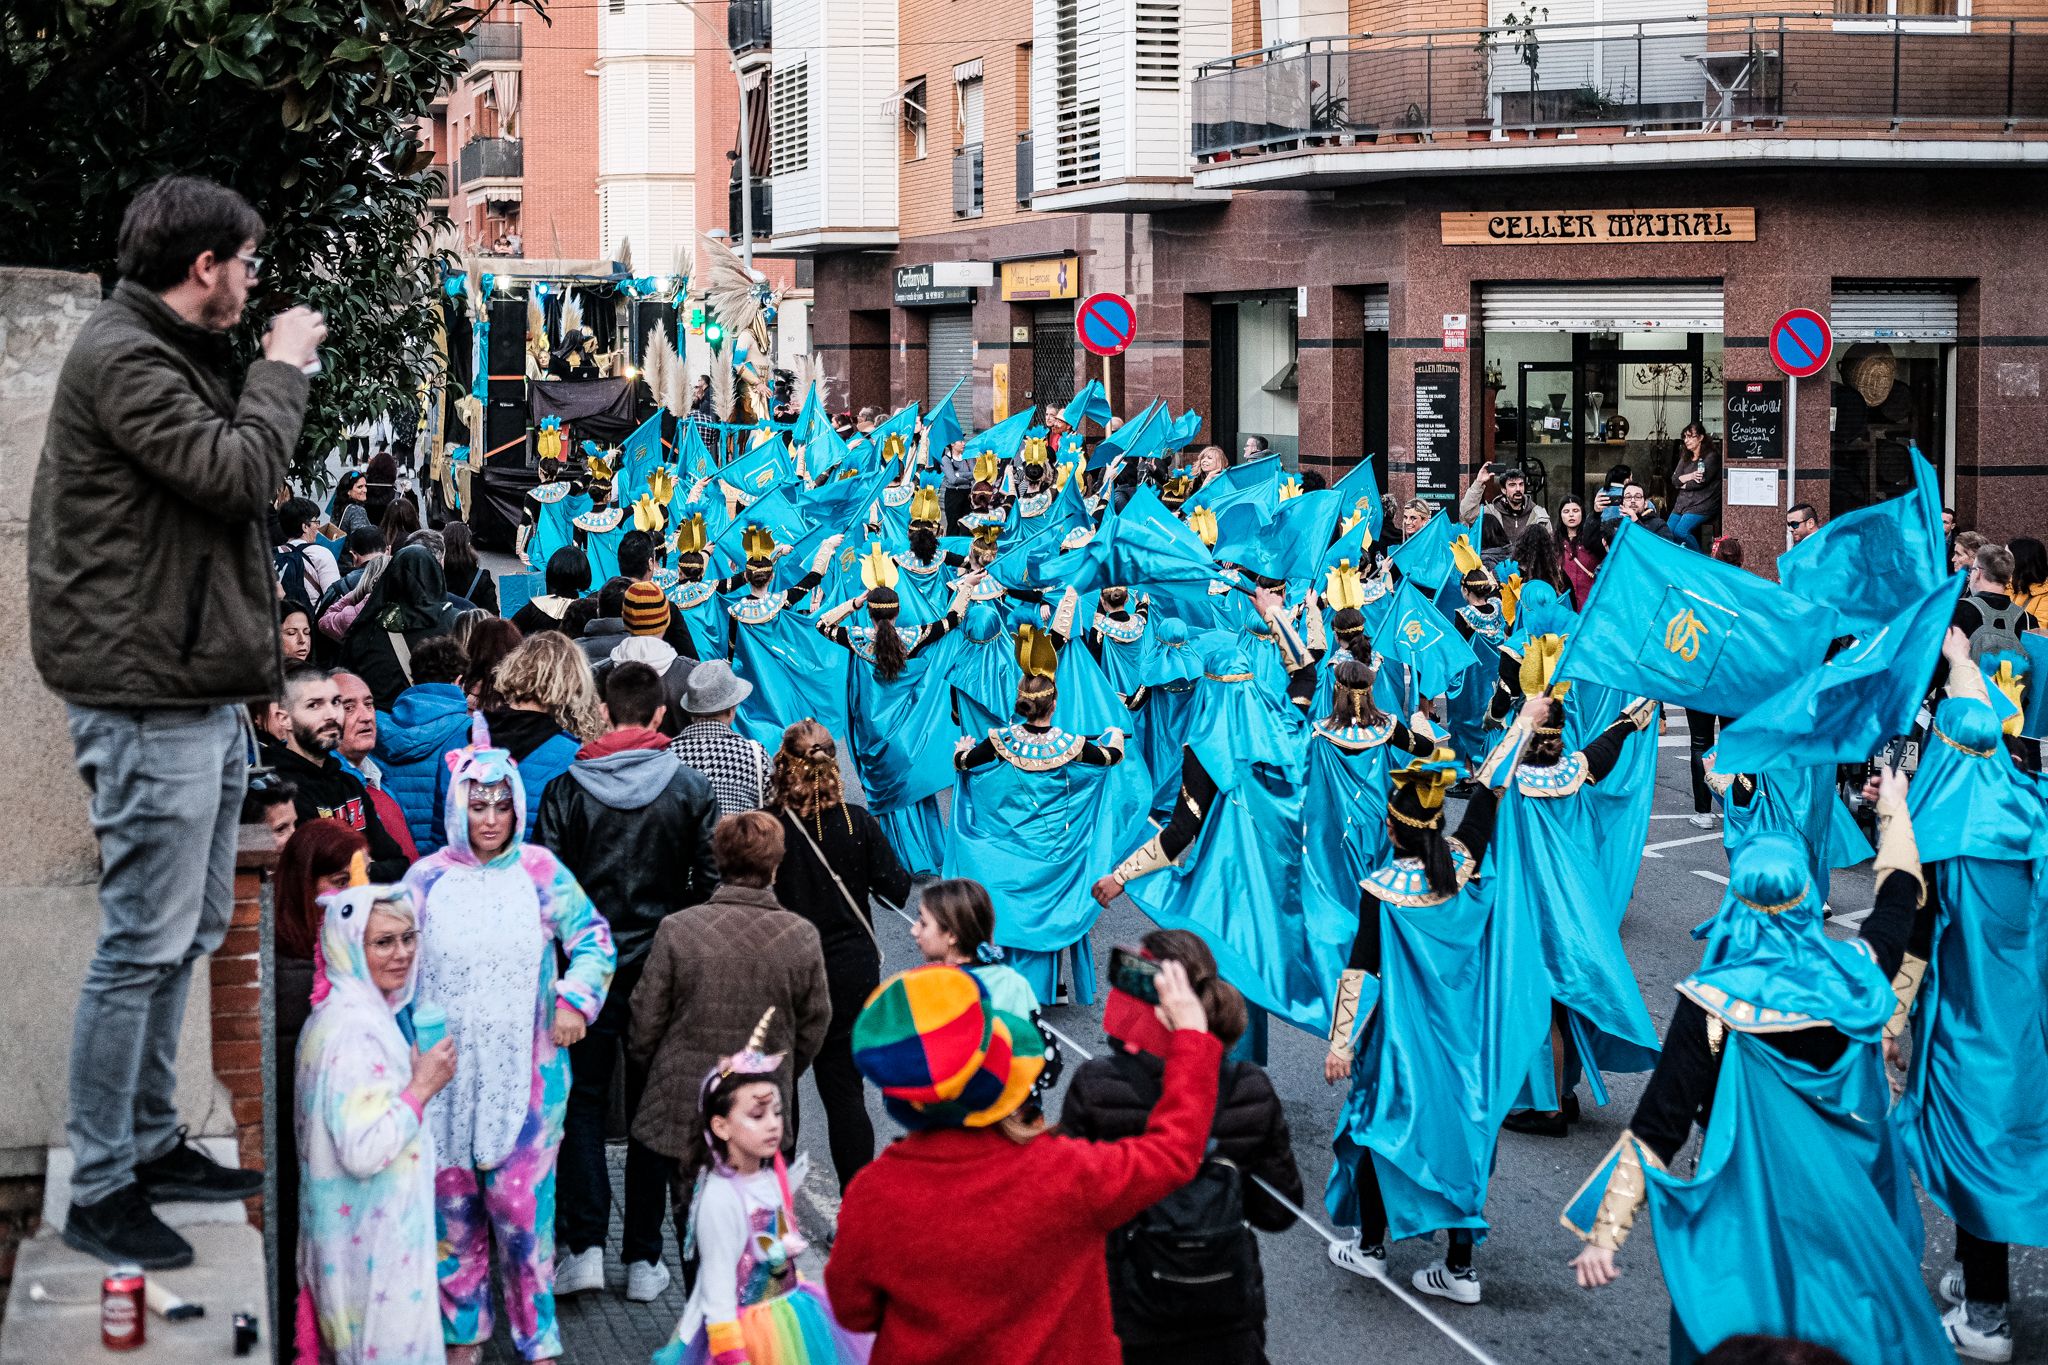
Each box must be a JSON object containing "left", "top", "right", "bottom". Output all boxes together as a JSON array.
[{"left": 0, "top": 0, "right": 534, "bottom": 483}]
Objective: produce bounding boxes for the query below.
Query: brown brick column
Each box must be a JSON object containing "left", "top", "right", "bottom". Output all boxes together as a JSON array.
[
  {"left": 1298, "top": 286, "right": 1365, "bottom": 484},
  {"left": 211, "top": 830, "right": 276, "bottom": 1230}
]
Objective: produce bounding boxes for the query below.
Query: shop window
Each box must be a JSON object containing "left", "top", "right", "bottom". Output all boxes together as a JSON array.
[{"left": 1829, "top": 342, "right": 1949, "bottom": 515}]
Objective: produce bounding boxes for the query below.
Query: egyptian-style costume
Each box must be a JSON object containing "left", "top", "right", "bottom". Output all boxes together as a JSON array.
[
  {"left": 889, "top": 485, "right": 969, "bottom": 620},
  {"left": 1322, "top": 726, "right": 1542, "bottom": 1279},
  {"left": 1894, "top": 659, "right": 2048, "bottom": 1338},
  {"left": 656, "top": 513, "right": 733, "bottom": 662},
  {"left": 1135, "top": 617, "right": 1203, "bottom": 818},
  {"left": 1561, "top": 822, "right": 1949, "bottom": 1365},
  {"left": 814, "top": 553, "right": 977, "bottom": 876},
  {"left": 521, "top": 477, "right": 589, "bottom": 573},
  {"left": 726, "top": 526, "right": 848, "bottom": 749},
  {"left": 944, "top": 625, "right": 1153, "bottom": 1006}
]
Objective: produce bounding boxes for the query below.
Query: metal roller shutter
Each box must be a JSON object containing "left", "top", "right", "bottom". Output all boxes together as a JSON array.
[
  {"left": 1830, "top": 284, "right": 1959, "bottom": 342},
  {"left": 1032, "top": 303, "right": 1077, "bottom": 412},
  {"left": 926, "top": 309, "right": 975, "bottom": 414},
  {"left": 1363, "top": 286, "right": 1389, "bottom": 332},
  {"left": 1479, "top": 282, "right": 1723, "bottom": 332}
]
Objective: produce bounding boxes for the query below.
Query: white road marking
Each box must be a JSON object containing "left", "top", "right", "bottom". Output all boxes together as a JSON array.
[
  {"left": 1641, "top": 832, "right": 1724, "bottom": 859},
  {"left": 1692, "top": 870, "right": 1730, "bottom": 886}
]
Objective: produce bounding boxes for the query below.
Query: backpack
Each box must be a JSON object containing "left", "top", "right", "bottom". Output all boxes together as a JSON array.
[
  {"left": 275, "top": 542, "right": 314, "bottom": 605},
  {"left": 1965, "top": 594, "right": 2024, "bottom": 664},
  {"left": 1107, "top": 1054, "right": 1258, "bottom": 1333}
]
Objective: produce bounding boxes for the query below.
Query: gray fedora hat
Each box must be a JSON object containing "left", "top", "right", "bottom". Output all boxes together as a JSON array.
[{"left": 681, "top": 659, "right": 754, "bottom": 715}]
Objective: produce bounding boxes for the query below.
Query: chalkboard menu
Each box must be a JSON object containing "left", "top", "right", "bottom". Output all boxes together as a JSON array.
[
  {"left": 1414, "top": 362, "right": 1461, "bottom": 505},
  {"left": 1724, "top": 379, "right": 1786, "bottom": 463}
]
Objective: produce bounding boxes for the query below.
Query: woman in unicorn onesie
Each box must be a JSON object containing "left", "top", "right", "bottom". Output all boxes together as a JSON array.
[
  {"left": 403, "top": 722, "right": 616, "bottom": 1365},
  {"left": 294, "top": 877, "right": 453, "bottom": 1365}
]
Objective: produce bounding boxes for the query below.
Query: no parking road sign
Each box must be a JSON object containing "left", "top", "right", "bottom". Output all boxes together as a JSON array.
[
  {"left": 1770, "top": 309, "right": 1833, "bottom": 379},
  {"left": 1077, "top": 292, "right": 1138, "bottom": 358}
]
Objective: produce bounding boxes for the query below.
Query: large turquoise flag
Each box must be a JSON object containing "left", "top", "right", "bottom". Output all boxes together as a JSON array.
[
  {"left": 710, "top": 484, "right": 809, "bottom": 570},
  {"left": 1388, "top": 504, "right": 1458, "bottom": 591},
  {"left": 1777, "top": 446, "right": 1945, "bottom": 632},
  {"left": 1061, "top": 378, "right": 1111, "bottom": 429},
  {"left": 1555, "top": 520, "right": 1842, "bottom": 717},
  {"left": 1093, "top": 400, "right": 1162, "bottom": 469},
  {"left": 925, "top": 380, "right": 965, "bottom": 457},
  {"left": 1216, "top": 490, "right": 1341, "bottom": 585},
  {"left": 1164, "top": 407, "right": 1203, "bottom": 450},
  {"left": 963, "top": 409, "right": 1032, "bottom": 468},
  {"left": 719, "top": 435, "right": 796, "bottom": 500},
  {"left": 1096, "top": 483, "right": 1218, "bottom": 588},
  {"left": 1330, "top": 456, "right": 1383, "bottom": 542},
  {"left": 1379, "top": 577, "right": 1469, "bottom": 701},
  {"left": 615, "top": 410, "right": 663, "bottom": 504},
  {"left": 1185, "top": 455, "right": 1283, "bottom": 526},
  {"left": 790, "top": 383, "right": 827, "bottom": 449},
  {"left": 1714, "top": 571, "right": 1965, "bottom": 771}
]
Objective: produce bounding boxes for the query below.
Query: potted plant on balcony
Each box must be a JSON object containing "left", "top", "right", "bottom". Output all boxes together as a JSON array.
[
  {"left": 1309, "top": 86, "right": 1359, "bottom": 146},
  {"left": 1476, "top": 7, "right": 1547, "bottom": 140},
  {"left": 1567, "top": 82, "right": 1628, "bottom": 140}
]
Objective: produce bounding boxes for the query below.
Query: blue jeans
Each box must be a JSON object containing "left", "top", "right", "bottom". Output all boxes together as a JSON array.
[
  {"left": 64, "top": 704, "right": 249, "bottom": 1205},
  {"left": 1667, "top": 511, "right": 1708, "bottom": 549}
]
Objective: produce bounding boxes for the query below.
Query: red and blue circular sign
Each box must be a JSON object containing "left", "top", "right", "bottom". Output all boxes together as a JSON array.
[
  {"left": 1770, "top": 309, "right": 1833, "bottom": 379},
  {"left": 1076, "top": 292, "right": 1138, "bottom": 358}
]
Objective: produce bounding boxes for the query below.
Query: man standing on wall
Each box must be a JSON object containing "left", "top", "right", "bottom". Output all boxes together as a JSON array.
[{"left": 28, "top": 175, "right": 325, "bottom": 1269}]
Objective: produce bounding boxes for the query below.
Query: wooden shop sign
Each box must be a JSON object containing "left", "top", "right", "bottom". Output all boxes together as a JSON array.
[{"left": 1440, "top": 208, "right": 1755, "bottom": 245}]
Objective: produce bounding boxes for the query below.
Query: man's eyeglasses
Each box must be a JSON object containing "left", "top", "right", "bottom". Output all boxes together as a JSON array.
[
  {"left": 1786, "top": 517, "right": 1810, "bottom": 530},
  {"left": 365, "top": 931, "right": 420, "bottom": 955},
  {"left": 236, "top": 251, "right": 264, "bottom": 281}
]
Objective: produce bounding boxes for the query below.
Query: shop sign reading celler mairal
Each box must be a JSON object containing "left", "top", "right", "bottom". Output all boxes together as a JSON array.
[{"left": 1440, "top": 208, "right": 1755, "bottom": 245}]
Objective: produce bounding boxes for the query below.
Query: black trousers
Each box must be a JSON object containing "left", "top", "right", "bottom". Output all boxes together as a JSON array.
[
  {"left": 1350, "top": 1160, "right": 1473, "bottom": 1268},
  {"left": 1684, "top": 709, "right": 1718, "bottom": 814},
  {"left": 807, "top": 950, "right": 882, "bottom": 1192},
  {"left": 1958, "top": 1226, "right": 2011, "bottom": 1305},
  {"left": 557, "top": 959, "right": 674, "bottom": 1265}
]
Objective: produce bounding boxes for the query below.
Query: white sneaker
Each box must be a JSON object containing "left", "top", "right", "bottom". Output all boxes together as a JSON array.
[
  {"left": 1688, "top": 812, "right": 1716, "bottom": 830},
  {"left": 1412, "top": 1260, "right": 1481, "bottom": 1305},
  {"left": 1327, "top": 1238, "right": 1386, "bottom": 1279},
  {"left": 555, "top": 1245, "right": 605, "bottom": 1297},
  {"left": 626, "top": 1258, "right": 671, "bottom": 1302},
  {"left": 1945, "top": 1302, "right": 2013, "bottom": 1362},
  {"left": 1941, "top": 1265, "right": 1966, "bottom": 1307}
]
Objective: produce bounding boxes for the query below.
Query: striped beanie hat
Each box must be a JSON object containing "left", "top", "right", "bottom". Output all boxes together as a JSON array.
[
  {"left": 853, "top": 965, "right": 1044, "bottom": 1130},
  {"left": 623, "top": 580, "right": 672, "bottom": 636}
]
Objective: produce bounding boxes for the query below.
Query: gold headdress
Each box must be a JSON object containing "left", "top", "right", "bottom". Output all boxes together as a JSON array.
[
  {"left": 645, "top": 467, "right": 677, "bottom": 507},
  {"left": 1388, "top": 747, "right": 1461, "bottom": 829},
  {"left": 585, "top": 452, "right": 617, "bottom": 484},
  {"left": 1186, "top": 506, "right": 1219, "bottom": 548},
  {"left": 1278, "top": 477, "right": 1304, "bottom": 502},
  {"left": 1015, "top": 625, "right": 1059, "bottom": 680},
  {"left": 673, "top": 513, "right": 708, "bottom": 556},
  {"left": 909, "top": 486, "right": 942, "bottom": 525},
  {"left": 972, "top": 452, "right": 1001, "bottom": 485},
  {"left": 972, "top": 523, "right": 1001, "bottom": 553},
  {"left": 741, "top": 524, "right": 777, "bottom": 565},
  {"left": 1518, "top": 633, "right": 1572, "bottom": 719},
  {"left": 880, "top": 432, "right": 907, "bottom": 465},
  {"left": 1990, "top": 658, "right": 2026, "bottom": 736},
  {"left": 1450, "top": 534, "right": 1485, "bottom": 579},
  {"left": 860, "top": 542, "right": 900, "bottom": 591},
  {"left": 1020, "top": 435, "right": 1051, "bottom": 471},
  {"left": 1162, "top": 472, "right": 1197, "bottom": 505},
  {"left": 1325, "top": 560, "right": 1367, "bottom": 612},
  {"left": 631, "top": 494, "right": 667, "bottom": 534},
  {"left": 1054, "top": 461, "right": 1076, "bottom": 491}
]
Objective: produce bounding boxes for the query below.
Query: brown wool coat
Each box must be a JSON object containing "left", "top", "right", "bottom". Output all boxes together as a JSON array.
[{"left": 627, "top": 882, "right": 832, "bottom": 1159}]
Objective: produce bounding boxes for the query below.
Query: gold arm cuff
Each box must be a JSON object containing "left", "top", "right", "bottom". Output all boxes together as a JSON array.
[
  {"left": 1328, "top": 969, "right": 1369, "bottom": 1062},
  {"left": 1473, "top": 721, "right": 1533, "bottom": 790},
  {"left": 1886, "top": 953, "right": 1929, "bottom": 1041},
  {"left": 1051, "top": 586, "right": 1080, "bottom": 640},
  {"left": 1586, "top": 1132, "right": 1663, "bottom": 1252},
  {"left": 1703, "top": 768, "right": 1735, "bottom": 797},
  {"left": 1112, "top": 834, "right": 1174, "bottom": 885},
  {"left": 1872, "top": 799, "right": 1924, "bottom": 906},
  {"left": 1304, "top": 601, "right": 1328, "bottom": 656}
]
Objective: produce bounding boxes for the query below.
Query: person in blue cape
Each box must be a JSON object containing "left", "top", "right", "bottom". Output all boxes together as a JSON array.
[
  {"left": 891, "top": 485, "right": 968, "bottom": 620},
  {"left": 1891, "top": 629, "right": 2048, "bottom": 1363},
  {"left": 519, "top": 456, "right": 588, "bottom": 571},
  {"left": 1702, "top": 758, "right": 1858, "bottom": 907},
  {"left": 1085, "top": 585, "right": 1153, "bottom": 706},
  {"left": 923, "top": 594, "right": 1126, "bottom": 742},
  {"left": 1444, "top": 554, "right": 1510, "bottom": 764},
  {"left": 1133, "top": 616, "right": 1203, "bottom": 818},
  {"left": 944, "top": 626, "right": 1153, "bottom": 1006},
  {"left": 724, "top": 524, "right": 847, "bottom": 748},
  {"left": 1092, "top": 591, "right": 1323, "bottom": 1059},
  {"left": 572, "top": 463, "right": 628, "bottom": 583},
  {"left": 1563, "top": 798, "right": 1950, "bottom": 1365},
  {"left": 1486, "top": 657, "right": 1662, "bottom": 1138},
  {"left": 1304, "top": 564, "right": 1403, "bottom": 723},
  {"left": 813, "top": 553, "right": 980, "bottom": 877},
  {"left": 1001, "top": 433, "right": 1066, "bottom": 533},
  {"left": 1298, "top": 655, "right": 1438, "bottom": 980},
  {"left": 650, "top": 512, "right": 733, "bottom": 662},
  {"left": 1317, "top": 708, "right": 1548, "bottom": 1306}
]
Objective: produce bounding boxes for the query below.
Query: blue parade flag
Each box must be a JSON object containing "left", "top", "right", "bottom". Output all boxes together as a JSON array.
[
  {"left": 2023, "top": 634, "right": 2048, "bottom": 738},
  {"left": 1163, "top": 406, "right": 1203, "bottom": 451},
  {"left": 709, "top": 484, "right": 809, "bottom": 569},
  {"left": 808, "top": 421, "right": 855, "bottom": 480},
  {"left": 1061, "top": 378, "right": 1112, "bottom": 429},
  {"left": 615, "top": 410, "right": 663, "bottom": 504},
  {"left": 963, "top": 409, "right": 1032, "bottom": 468},
  {"left": 1388, "top": 504, "right": 1458, "bottom": 591},
  {"left": 797, "top": 461, "right": 898, "bottom": 536},
  {"left": 1317, "top": 513, "right": 1376, "bottom": 581},
  {"left": 1094, "top": 483, "right": 1217, "bottom": 589},
  {"left": 870, "top": 402, "right": 921, "bottom": 460},
  {"left": 924, "top": 382, "right": 964, "bottom": 458},
  {"left": 1329, "top": 456, "right": 1383, "bottom": 542},
  {"left": 1556, "top": 520, "right": 1843, "bottom": 718},
  {"left": 1091, "top": 400, "right": 1161, "bottom": 469},
  {"left": 1778, "top": 446, "right": 1945, "bottom": 632},
  {"left": 719, "top": 434, "right": 797, "bottom": 499},
  {"left": 790, "top": 383, "right": 826, "bottom": 449},
  {"left": 1185, "top": 455, "right": 1283, "bottom": 527},
  {"left": 674, "top": 415, "right": 718, "bottom": 481},
  {"left": 1216, "top": 490, "right": 1341, "bottom": 586},
  {"left": 1378, "top": 577, "right": 1469, "bottom": 702},
  {"left": 1714, "top": 572, "right": 1964, "bottom": 771}
]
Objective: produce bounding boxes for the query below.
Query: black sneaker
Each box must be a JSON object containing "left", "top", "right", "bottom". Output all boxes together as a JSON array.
[
  {"left": 1501, "top": 1108, "right": 1569, "bottom": 1137},
  {"left": 63, "top": 1184, "right": 194, "bottom": 1270},
  {"left": 134, "top": 1127, "right": 264, "bottom": 1203}
]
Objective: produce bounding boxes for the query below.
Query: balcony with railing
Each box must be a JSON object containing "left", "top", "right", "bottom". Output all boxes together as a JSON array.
[
  {"left": 461, "top": 20, "right": 522, "bottom": 68},
  {"left": 729, "top": 179, "right": 774, "bottom": 239},
  {"left": 953, "top": 143, "right": 985, "bottom": 217},
  {"left": 1190, "top": 13, "right": 2048, "bottom": 189},
  {"left": 457, "top": 136, "right": 523, "bottom": 189},
  {"left": 729, "top": 0, "right": 772, "bottom": 59}
]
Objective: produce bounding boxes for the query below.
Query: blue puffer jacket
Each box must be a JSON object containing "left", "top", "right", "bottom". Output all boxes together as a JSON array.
[{"left": 375, "top": 683, "right": 473, "bottom": 854}]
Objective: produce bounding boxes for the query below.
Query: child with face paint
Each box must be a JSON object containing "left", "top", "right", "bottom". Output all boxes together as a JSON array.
[
  {"left": 653, "top": 1012, "right": 871, "bottom": 1365},
  {"left": 400, "top": 718, "right": 617, "bottom": 1365}
]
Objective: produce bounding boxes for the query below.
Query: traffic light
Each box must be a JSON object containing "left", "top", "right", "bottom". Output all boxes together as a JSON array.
[
  {"left": 689, "top": 305, "right": 704, "bottom": 333},
  {"left": 705, "top": 319, "right": 725, "bottom": 353}
]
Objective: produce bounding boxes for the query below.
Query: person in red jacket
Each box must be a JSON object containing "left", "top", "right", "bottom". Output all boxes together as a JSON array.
[{"left": 826, "top": 960, "right": 1221, "bottom": 1365}]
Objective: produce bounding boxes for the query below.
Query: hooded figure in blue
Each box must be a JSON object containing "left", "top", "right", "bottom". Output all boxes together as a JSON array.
[
  {"left": 1704, "top": 756, "right": 1855, "bottom": 905},
  {"left": 945, "top": 632, "right": 1153, "bottom": 1007},
  {"left": 1097, "top": 594, "right": 1325, "bottom": 1044},
  {"left": 1298, "top": 655, "right": 1439, "bottom": 979},
  {"left": 891, "top": 487, "right": 970, "bottom": 620},
  {"left": 925, "top": 595, "right": 1127, "bottom": 742},
  {"left": 1563, "top": 801, "right": 1949, "bottom": 1365},
  {"left": 723, "top": 526, "right": 848, "bottom": 749},
  {"left": 1893, "top": 635, "right": 2048, "bottom": 1358},
  {"left": 813, "top": 564, "right": 981, "bottom": 876},
  {"left": 1318, "top": 709, "right": 1550, "bottom": 1304},
  {"left": 1485, "top": 666, "right": 1663, "bottom": 1136},
  {"left": 1134, "top": 616, "right": 1203, "bottom": 817}
]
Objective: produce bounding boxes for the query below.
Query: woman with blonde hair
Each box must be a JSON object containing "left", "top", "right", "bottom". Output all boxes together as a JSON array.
[
  {"left": 482, "top": 631, "right": 602, "bottom": 798},
  {"left": 766, "top": 721, "right": 912, "bottom": 1189}
]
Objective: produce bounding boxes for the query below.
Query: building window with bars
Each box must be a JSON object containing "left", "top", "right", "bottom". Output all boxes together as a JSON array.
[
  {"left": 900, "top": 75, "right": 928, "bottom": 160},
  {"left": 954, "top": 64, "right": 984, "bottom": 217},
  {"left": 771, "top": 62, "right": 807, "bottom": 174}
]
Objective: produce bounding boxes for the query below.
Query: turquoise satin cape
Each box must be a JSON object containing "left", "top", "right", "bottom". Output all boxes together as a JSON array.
[
  {"left": 529, "top": 488, "right": 590, "bottom": 571},
  {"left": 1565, "top": 684, "right": 1660, "bottom": 926},
  {"left": 1566, "top": 1034, "right": 1948, "bottom": 1365},
  {"left": 727, "top": 599, "right": 849, "bottom": 749},
  {"left": 1297, "top": 729, "right": 1402, "bottom": 978},
  {"left": 840, "top": 623, "right": 956, "bottom": 814}
]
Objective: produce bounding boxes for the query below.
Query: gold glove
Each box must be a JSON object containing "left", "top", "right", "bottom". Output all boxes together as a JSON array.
[
  {"left": 1327, "top": 969, "right": 1369, "bottom": 1065},
  {"left": 1112, "top": 834, "right": 1175, "bottom": 885},
  {"left": 1886, "top": 954, "right": 1929, "bottom": 1041},
  {"left": 1584, "top": 1134, "right": 1663, "bottom": 1252}
]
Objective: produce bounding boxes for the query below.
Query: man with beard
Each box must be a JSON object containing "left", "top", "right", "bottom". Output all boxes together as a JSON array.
[
  {"left": 1459, "top": 463, "right": 1551, "bottom": 566},
  {"left": 261, "top": 665, "right": 412, "bottom": 881}
]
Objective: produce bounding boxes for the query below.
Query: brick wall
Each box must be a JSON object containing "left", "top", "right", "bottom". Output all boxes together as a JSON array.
[
  {"left": 519, "top": 3, "right": 600, "bottom": 259},
  {"left": 897, "top": 0, "right": 1039, "bottom": 242},
  {"left": 209, "top": 832, "right": 276, "bottom": 1231}
]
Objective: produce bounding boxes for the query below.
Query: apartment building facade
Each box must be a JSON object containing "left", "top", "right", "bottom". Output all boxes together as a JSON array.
[{"left": 762, "top": 0, "right": 2048, "bottom": 547}]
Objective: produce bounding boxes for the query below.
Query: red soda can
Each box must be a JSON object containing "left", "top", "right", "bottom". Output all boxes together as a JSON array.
[{"left": 101, "top": 1264, "right": 145, "bottom": 1351}]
